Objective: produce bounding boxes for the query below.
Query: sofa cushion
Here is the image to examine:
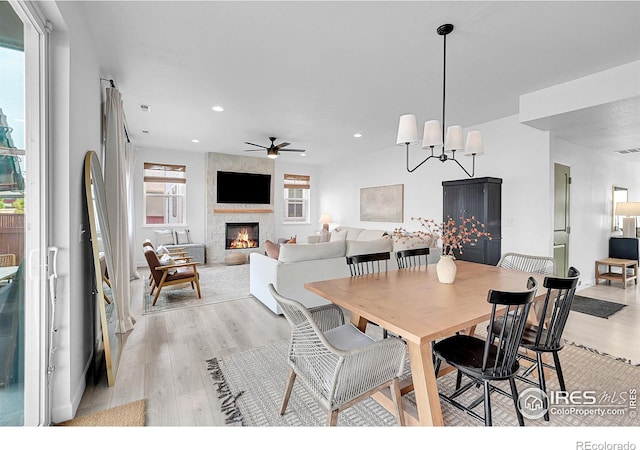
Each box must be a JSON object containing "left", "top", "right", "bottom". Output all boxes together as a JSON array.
[
  {"left": 334, "top": 226, "right": 364, "bottom": 240},
  {"left": 264, "top": 240, "right": 280, "bottom": 259},
  {"left": 306, "top": 235, "right": 321, "bottom": 244},
  {"left": 345, "top": 237, "right": 393, "bottom": 257},
  {"left": 393, "top": 234, "right": 432, "bottom": 252},
  {"left": 356, "top": 229, "right": 387, "bottom": 241},
  {"left": 279, "top": 240, "right": 346, "bottom": 263}
]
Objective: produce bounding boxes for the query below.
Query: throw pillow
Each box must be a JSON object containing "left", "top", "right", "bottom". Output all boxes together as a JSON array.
[
  {"left": 288, "top": 236, "right": 297, "bottom": 244},
  {"left": 159, "top": 254, "right": 177, "bottom": 275},
  {"left": 264, "top": 240, "right": 280, "bottom": 259},
  {"left": 329, "top": 230, "right": 347, "bottom": 242},
  {"left": 155, "top": 245, "right": 169, "bottom": 255},
  {"left": 175, "top": 229, "right": 191, "bottom": 245},
  {"left": 154, "top": 229, "right": 175, "bottom": 246},
  {"left": 319, "top": 229, "right": 331, "bottom": 243}
]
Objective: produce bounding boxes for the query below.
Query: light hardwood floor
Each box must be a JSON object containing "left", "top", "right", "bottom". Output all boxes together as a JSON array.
[{"left": 75, "top": 265, "right": 640, "bottom": 426}]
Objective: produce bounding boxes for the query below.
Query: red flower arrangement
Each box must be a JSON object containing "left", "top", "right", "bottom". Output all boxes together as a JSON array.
[{"left": 394, "top": 215, "right": 492, "bottom": 258}]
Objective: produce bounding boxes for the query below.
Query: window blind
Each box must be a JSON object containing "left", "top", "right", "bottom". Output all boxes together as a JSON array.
[{"left": 284, "top": 173, "right": 310, "bottom": 189}]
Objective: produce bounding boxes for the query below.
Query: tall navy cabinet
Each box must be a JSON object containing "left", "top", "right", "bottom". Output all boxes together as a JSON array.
[{"left": 442, "top": 177, "right": 502, "bottom": 265}]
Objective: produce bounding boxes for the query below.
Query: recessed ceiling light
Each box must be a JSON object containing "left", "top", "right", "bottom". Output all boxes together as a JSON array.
[
  {"left": 192, "top": 139, "right": 200, "bottom": 143},
  {"left": 353, "top": 133, "right": 363, "bottom": 138},
  {"left": 212, "top": 106, "right": 224, "bottom": 112},
  {"left": 300, "top": 153, "right": 306, "bottom": 157}
]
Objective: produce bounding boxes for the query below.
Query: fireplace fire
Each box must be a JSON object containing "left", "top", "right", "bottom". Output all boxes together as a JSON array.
[{"left": 225, "top": 222, "right": 259, "bottom": 249}]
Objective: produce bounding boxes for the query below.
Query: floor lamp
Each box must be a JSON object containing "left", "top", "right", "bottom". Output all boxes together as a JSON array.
[{"left": 615, "top": 202, "right": 640, "bottom": 238}]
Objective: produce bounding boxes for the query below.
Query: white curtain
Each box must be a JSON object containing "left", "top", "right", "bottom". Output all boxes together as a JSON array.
[
  {"left": 125, "top": 140, "right": 139, "bottom": 280},
  {"left": 104, "top": 87, "right": 135, "bottom": 333}
]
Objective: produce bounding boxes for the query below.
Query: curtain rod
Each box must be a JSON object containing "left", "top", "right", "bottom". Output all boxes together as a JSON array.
[{"left": 100, "top": 78, "right": 131, "bottom": 144}]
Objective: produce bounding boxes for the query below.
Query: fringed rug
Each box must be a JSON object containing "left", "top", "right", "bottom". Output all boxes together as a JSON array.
[
  {"left": 207, "top": 338, "right": 640, "bottom": 427},
  {"left": 143, "top": 263, "right": 250, "bottom": 315}
]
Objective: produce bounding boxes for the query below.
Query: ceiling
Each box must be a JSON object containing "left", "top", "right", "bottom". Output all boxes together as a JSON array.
[{"left": 80, "top": 1, "right": 640, "bottom": 165}]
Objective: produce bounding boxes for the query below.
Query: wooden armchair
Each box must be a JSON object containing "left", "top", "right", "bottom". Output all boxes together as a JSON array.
[
  {"left": 142, "top": 240, "right": 192, "bottom": 287},
  {"left": 144, "top": 247, "right": 201, "bottom": 306}
]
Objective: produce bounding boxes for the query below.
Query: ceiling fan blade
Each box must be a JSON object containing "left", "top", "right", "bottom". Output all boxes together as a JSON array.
[
  {"left": 279, "top": 149, "right": 306, "bottom": 152},
  {"left": 275, "top": 142, "right": 291, "bottom": 149},
  {"left": 243, "top": 149, "right": 266, "bottom": 152},
  {"left": 244, "top": 142, "right": 269, "bottom": 149}
]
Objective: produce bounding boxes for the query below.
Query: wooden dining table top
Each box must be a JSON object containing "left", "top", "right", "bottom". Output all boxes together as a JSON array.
[{"left": 305, "top": 260, "right": 548, "bottom": 347}]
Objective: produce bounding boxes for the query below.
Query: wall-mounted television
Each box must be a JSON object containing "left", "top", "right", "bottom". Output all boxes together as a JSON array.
[{"left": 216, "top": 171, "right": 271, "bottom": 204}]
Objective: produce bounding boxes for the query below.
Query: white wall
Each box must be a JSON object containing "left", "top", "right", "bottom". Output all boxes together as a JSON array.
[
  {"left": 318, "top": 114, "right": 553, "bottom": 257},
  {"left": 134, "top": 147, "right": 206, "bottom": 266},
  {"left": 551, "top": 136, "right": 640, "bottom": 286},
  {"left": 42, "top": 0, "right": 102, "bottom": 423}
]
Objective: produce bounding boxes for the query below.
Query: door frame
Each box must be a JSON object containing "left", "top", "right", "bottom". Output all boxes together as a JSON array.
[{"left": 9, "top": 0, "right": 50, "bottom": 426}]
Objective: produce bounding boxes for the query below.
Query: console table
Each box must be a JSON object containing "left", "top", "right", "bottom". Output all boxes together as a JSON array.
[{"left": 595, "top": 257, "right": 638, "bottom": 289}]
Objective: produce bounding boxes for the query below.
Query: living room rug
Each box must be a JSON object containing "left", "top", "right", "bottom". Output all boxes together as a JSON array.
[
  {"left": 207, "top": 340, "right": 639, "bottom": 427},
  {"left": 143, "top": 263, "right": 250, "bottom": 315},
  {"left": 570, "top": 295, "right": 627, "bottom": 319}
]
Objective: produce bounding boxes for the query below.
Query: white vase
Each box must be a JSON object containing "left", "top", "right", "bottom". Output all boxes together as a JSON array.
[{"left": 436, "top": 255, "right": 457, "bottom": 284}]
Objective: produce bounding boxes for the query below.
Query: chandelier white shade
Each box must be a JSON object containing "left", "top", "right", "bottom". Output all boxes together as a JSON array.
[
  {"left": 396, "top": 114, "right": 419, "bottom": 145},
  {"left": 422, "top": 120, "right": 443, "bottom": 148},
  {"left": 396, "top": 23, "right": 483, "bottom": 177},
  {"left": 464, "top": 130, "right": 484, "bottom": 156}
]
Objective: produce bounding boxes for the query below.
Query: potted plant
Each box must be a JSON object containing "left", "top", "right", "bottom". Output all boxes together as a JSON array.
[{"left": 394, "top": 215, "right": 492, "bottom": 283}]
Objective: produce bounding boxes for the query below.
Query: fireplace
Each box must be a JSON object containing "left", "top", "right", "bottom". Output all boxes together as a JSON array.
[{"left": 225, "top": 222, "right": 259, "bottom": 249}]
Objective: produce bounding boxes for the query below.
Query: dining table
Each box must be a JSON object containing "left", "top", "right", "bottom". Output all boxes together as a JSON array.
[{"left": 304, "top": 260, "right": 548, "bottom": 426}]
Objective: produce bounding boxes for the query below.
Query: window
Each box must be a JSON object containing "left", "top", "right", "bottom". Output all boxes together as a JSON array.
[
  {"left": 283, "top": 173, "right": 310, "bottom": 223},
  {"left": 144, "top": 162, "right": 186, "bottom": 225}
]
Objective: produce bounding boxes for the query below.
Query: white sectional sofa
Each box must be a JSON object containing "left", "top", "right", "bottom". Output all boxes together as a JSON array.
[{"left": 249, "top": 226, "right": 440, "bottom": 314}]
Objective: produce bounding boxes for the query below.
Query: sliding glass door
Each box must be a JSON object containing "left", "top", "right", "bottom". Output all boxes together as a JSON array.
[{"left": 0, "top": 0, "right": 48, "bottom": 426}]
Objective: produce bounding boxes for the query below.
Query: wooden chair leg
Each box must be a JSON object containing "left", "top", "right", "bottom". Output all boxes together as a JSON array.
[
  {"left": 194, "top": 273, "right": 202, "bottom": 298},
  {"left": 152, "top": 272, "right": 169, "bottom": 306},
  {"left": 390, "top": 378, "right": 405, "bottom": 426},
  {"left": 327, "top": 409, "right": 339, "bottom": 426},
  {"left": 280, "top": 368, "right": 296, "bottom": 415}
]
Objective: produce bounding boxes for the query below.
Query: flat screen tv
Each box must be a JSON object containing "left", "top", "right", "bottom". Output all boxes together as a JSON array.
[{"left": 216, "top": 171, "right": 271, "bottom": 204}]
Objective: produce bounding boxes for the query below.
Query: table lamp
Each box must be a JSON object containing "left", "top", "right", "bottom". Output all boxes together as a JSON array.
[
  {"left": 615, "top": 202, "right": 640, "bottom": 238},
  {"left": 319, "top": 213, "right": 333, "bottom": 232}
]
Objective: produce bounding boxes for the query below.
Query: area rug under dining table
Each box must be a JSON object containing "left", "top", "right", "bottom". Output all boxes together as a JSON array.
[{"left": 207, "top": 338, "right": 639, "bottom": 427}]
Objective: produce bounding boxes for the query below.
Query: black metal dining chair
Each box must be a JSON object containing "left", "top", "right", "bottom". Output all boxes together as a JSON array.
[
  {"left": 433, "top": 277, "right": 538, "bottom": 426},
  {"left": 396, "top": 247, "right": 430, "bottom": 269},
  {"left": 346, "top": 251, "right": 391, "bottom": 338},
  {"left": 512, "top": 267, "right": 580, "bottom": 421}
]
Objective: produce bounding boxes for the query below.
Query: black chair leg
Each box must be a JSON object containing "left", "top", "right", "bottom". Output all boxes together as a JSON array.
[
  {"left": 509, "top": 377, "right": 525, "bottom": 426},
  {"left": 483, "top": 380, "right": 492, "bottom": 426},
  {"left": 455, "top": 370, "right": 463, "bottom": 390},
  {"left": 434, "top": 358, "right": 442, "bottom": 377},
  {"left": 552, "top": 351, "right": 566, "bottom": 392},
  {"left": 536, "top": 352, "right": 549, "bottom": 421}
]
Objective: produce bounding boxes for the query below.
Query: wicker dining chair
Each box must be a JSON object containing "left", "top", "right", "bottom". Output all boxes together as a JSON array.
[
  {"left": 497, "top": 252, "right": 557, "bottom": 276},
  {"left": 0, "top": 254, "right": 16, "bottom": 268},
  {"left": 268, "top": 284, "right": 406, "bottom": 426}
]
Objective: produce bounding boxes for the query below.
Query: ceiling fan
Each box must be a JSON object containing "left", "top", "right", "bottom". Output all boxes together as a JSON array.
[{"left": 243, "top": 136, "right": 306, "bottom": 159}]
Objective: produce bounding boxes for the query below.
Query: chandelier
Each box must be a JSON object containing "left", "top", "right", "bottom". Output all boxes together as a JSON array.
[{"left": 396, "top": 24, "right": 484, "bottom": 177}]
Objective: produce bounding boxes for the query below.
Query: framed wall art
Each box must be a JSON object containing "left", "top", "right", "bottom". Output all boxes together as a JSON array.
[{"left": 360, "top": 184, "right": 404, "bottom": 222}]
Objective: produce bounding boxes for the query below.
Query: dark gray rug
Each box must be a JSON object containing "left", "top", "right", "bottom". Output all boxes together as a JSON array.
[
  {"left": 570, "top": 295, "right": 627, "bottom": 319},
  {"left": 208, "top": 337, "right": 640, "bottom": 427}
]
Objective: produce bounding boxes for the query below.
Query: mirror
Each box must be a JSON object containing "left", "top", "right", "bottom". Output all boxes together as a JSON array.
[
  {"left": 612, "top": 186, "right": 628, "bottom": 232},
  {"left": 84, "top": 150, "right": 120, "bottom": 386}
]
